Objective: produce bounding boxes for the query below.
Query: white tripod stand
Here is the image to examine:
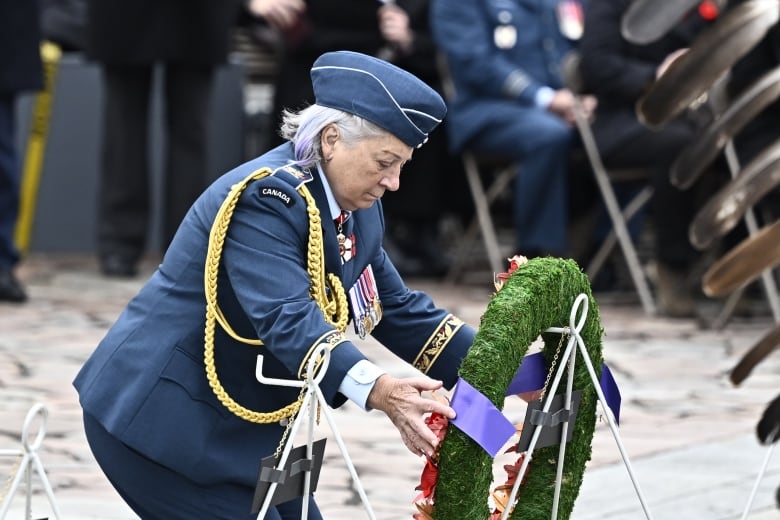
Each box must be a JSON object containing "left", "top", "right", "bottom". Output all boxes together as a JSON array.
[
  {"left": 501, "top": 293, "right": 655, "bottom": 520},
  {"left": 253, "top": 345, "right": 376, "bottom": 519},
  {"left": 0, "top": 403, "right": 62, "bottom": 520}
]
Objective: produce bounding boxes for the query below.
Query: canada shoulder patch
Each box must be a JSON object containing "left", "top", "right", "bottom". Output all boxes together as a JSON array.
[{"left": 258, "top": 186, "right": 296, "bottom": 207}]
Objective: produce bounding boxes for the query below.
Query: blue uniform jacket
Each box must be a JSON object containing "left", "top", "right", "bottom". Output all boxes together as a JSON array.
[
  {"left": 431, "top": 0, "right": 583, "bottom": 151},
  {"left": 74, "top": 143, "right": 476, "bottom": 487}
]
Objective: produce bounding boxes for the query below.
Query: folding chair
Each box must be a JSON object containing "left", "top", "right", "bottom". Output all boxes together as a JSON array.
[
  {"left": 436, "top": 53, "right": 519, "bottom": 282},
  {"left": 561, "top": 52, "right": 657, "bottom": 315}
]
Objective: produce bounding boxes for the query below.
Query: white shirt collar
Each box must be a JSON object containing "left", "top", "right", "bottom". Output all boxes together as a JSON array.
[{"left": 316, "top": 162, "right": 350, "bottom": 221}]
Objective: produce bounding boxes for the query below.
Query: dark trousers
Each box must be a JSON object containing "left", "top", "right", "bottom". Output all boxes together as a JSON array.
[
  {"left": 97, "top": 63, "right": 214, "bottom": 261},
  {"left": 468, "top": 107, "right": 573, "bottom": 257},
  {"left": 83, "top": 412, "right": 323, "bottom": 520},
  {"left": 603, "top": 119, "right": 709, "bottom": 270},
  {"left": 0, "top": 94, "right": 20, "bottom": 269}
]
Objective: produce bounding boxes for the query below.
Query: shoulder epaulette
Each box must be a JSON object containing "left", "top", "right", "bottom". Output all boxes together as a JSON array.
[{"left": 272, "top": 163, "right": 314, "bottom": 190}]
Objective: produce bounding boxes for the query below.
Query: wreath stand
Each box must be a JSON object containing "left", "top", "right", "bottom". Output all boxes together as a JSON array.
[
  {"left": 501, "top": 293, "right": 654, "bottom": 520},
  {"left": 253, "top": 345, "right": 377, "bottom": 520},
  {"left": 738, "top": 436, "right": 777, "bottom": 520},
  {"left": 0, "top": 403, "right": 62, "bottom": 520}
]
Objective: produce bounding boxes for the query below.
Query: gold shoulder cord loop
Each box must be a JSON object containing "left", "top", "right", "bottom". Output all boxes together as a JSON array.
[{"left": 204, "top": 168, "right": 350, "bottom": 424}]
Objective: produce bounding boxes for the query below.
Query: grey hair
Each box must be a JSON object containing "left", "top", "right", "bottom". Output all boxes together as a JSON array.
[{"left": 279, "top": 104, "right": 389, "bottom": 169}]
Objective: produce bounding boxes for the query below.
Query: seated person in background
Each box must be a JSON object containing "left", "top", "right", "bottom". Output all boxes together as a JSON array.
[
  {"left": 430, "top": 0, "right": 595, "bottom": 260},
  {"left": 578, "top": 0, "right": 721, "bottom": 317},
  {"left": 374, "top": 0, "right": 473, "bottom": 278},
  {"left": 247, "top": 0, "right": 468, "bottom": 278}
]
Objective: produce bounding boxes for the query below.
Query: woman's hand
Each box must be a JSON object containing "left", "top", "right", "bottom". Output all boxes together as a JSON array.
[
  {"left": 378, "top": 4, "right": 414, "bottom": 53},
  {"left": 367, "top": 374, "right": 454, "bottom": 457},
  {"left": 548, "top": 88, "right": 578, "bottom": 125},
  {"left": 247, "top": 0, "right": 306, "bottom": 31},
  {"left": 547, "top": 89, "right": 597, "bottom": 125}
]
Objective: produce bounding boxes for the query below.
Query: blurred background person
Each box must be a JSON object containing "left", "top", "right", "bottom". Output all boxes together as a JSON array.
[
  {"left": 725, "top": 0, "right": 780, "bottom": 225},
  {"left": 0, "top": 0, "right": 44, "bottom": 303},
  {"left": 246, "top": 0, "right": 468, "bottom": 278},
  {"left": 430, "top": 0, "right": 595, "bottom": 261},
  {"left": 85, "top": 0, "right": 242, "bottom": 277},
  {"left": 577, "top": 0, "right": 722, "bottom": 317},
  {"left": 41, "top": 0, "right": 87, "bottom": 53}
]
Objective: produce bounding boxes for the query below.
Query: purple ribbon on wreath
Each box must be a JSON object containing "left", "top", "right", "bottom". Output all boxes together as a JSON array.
[{"left": 450, "top": 352, "right": 621, "bottom": 457}]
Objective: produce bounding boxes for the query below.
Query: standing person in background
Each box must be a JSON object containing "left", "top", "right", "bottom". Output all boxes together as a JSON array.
[
  {"left": 577, "top": 0, "right": 720, "bottom": 317},
  {"left": 0, "top": 0, "right": 43, "bottom": 303},
  {"left": 86, "top": 0, "right": 242, "bottom": 277},
  {"left": 247, "top": 0, "right": 466, "bottom": 278},
  {"left": 430, "top": 0, "right": 595, "bottom": 260}
]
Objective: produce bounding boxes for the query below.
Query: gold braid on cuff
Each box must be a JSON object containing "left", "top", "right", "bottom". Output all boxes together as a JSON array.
[{"left": 413, "top": 314, "right": 465, "bottom": 374}]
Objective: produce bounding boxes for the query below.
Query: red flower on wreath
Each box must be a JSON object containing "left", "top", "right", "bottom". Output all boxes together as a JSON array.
[
  {"left": 413, "top": 411, "right": 449, "bottom": 520},
  {"left": 415, "top": 256, "right": 535, "bottom": 519},
  {"left": 488, "top": 444, "right": 530, "bottom": 519},
  {"left": 413, "top": 408, "right": 530, "bottom": 519},
  {"left": 494, "top": 255, "right": 528, "bottom": 292}
]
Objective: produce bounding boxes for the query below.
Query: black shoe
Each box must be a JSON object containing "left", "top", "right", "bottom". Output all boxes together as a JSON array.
[
  {"left": 0, "top": 269, "right": 28, "bottom": 303},
  {"left": 100, "top": 255, "right": 138, "bottom": 278}
]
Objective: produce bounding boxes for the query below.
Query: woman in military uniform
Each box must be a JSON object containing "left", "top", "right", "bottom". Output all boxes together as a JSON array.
[{"left": 74, "top": 51, "right": 476, "bottom": 519}]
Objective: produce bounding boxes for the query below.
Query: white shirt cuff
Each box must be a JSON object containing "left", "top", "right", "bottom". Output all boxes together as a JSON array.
[
  {"left": 534, "top": 86, "right": 555, "bottom": 109},
  {"left": 338, "top": 360, "right": 386, "bottom": 411}
]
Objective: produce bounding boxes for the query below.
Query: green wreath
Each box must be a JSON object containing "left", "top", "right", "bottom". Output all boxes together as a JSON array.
[{"left": 434, "top": 257, "right": 604, "bottom": 520}]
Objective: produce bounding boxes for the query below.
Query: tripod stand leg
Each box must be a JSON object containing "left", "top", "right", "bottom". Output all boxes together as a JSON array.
[
  {"left": 551, "top": 349, "right": 578, "bottom": 519},
  {"left": 313, "top": 385, "right": 377, "bottom": 520},
  {"left": 576, "top": 337, "right": 655, "bottom": 520},
  {"left": 256, "top": 389, "right": 314, "bottom": 519},
  {"left": 738, "top": 442, "right": 777, "bottom": 520}
]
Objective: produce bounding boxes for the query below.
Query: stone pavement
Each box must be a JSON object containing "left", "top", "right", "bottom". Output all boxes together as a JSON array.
[{"left": 0, "top": 254, "right": 778, "bottom": 519}]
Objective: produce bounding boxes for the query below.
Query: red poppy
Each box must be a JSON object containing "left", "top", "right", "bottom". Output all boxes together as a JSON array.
[{"left": 494, "top": 255, "right": 528, "bottom": 291}]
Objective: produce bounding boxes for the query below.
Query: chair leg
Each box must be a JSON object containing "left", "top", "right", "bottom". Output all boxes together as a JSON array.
[
  {"left": 464, "top": 153, "right": 505, "bottom": 274},
  {"left": 445, "top": 214, "right": 483, "bottom": 283},
  {"left": 593, "top": 171, "right": 657, "bottom": 315},
  {"left": 572, "top": 100, "right": 656, "bottom": 316},
  {"left": 586, "top": 186, "right": 653, "bottom": 283},
  {"left": 446, "top": 154, "right": 515, "bottom": 281}
]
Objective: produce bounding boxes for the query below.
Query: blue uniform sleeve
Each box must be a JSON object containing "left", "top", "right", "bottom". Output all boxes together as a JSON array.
[{"left": 430, "top": 0, "right": 545, "bottom": 105}]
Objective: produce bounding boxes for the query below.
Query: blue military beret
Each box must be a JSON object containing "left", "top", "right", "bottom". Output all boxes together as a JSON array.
[{"left": 310, "top": 50, "right": 446, "bottom": 148}]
